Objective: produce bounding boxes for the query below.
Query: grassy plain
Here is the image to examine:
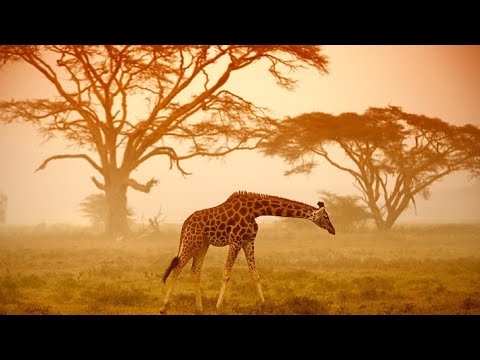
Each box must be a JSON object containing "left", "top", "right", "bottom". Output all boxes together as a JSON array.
[{"left": 0, "top": 221, "right": 479, "bottom": 314}]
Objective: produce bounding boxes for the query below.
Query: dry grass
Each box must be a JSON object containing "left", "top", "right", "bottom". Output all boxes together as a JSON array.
[{"left": 0, "top": 222, "right": 479, "bottom": 315}]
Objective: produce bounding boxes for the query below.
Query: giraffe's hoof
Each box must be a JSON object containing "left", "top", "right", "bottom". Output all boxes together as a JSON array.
[
  {"left": 194, "top": 307, "right": 204, "bottom": 314},
  {"left": 159, "top": 308, "right": 167, "bottom": 314}
]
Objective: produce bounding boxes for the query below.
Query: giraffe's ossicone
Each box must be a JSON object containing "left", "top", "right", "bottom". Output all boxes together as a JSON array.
[{"left": 160, "top": 191, "right": 336, "bottom": 314}]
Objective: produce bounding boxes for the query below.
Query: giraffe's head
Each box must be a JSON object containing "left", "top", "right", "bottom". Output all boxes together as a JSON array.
[{"left": 309, "top": 201, "right": 336, "bottom": 235}]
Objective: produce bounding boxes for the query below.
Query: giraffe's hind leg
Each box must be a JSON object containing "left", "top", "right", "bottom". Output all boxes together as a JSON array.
[
  {"left": 243, "top": 240, "right": 265, "bottom": 304},
  {"left": 160, "top": 253, "right": 191, "bottom": 314},
  {"left": 191, "top": 242, "right": 209, "bottom": 313}
]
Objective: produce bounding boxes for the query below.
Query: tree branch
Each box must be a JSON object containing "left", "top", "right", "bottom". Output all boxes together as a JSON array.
[
  {"left": 35, "top": 154, "right": 103, "bottom": 174},
  {"left": 313, "top": 148, "right": 362, "bottom": 179},
  {"left": 128, "top": 178, "right": 159, "bottom": 193},
  {"left": 91, "top": 176, "right": 105, "bottom": 190}
]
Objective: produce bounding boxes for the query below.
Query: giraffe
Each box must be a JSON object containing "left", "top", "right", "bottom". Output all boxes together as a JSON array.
[{"left": 160, "top": 191, "right": 336, "bottom": 314}]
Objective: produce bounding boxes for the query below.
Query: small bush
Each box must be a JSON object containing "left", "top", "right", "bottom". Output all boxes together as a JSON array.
[
  {"left": 82, "top": 283, "right": 151, "bottom": 307},
  {"left": 18, "top": 274, "right": 47, "bottom": 289},
  {"left": 281, "top": 296, "right": 331, "bottom": 315},
  {"left": 20, "top": 303, "right": 52, "bottom": 315},
  {"left": 0, "top": 276, "right": 22, "bottom": 304}
]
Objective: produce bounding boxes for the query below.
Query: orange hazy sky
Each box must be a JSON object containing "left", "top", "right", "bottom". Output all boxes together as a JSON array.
[{"left": 0, "top": 45, "right": 479, "bottom": 225}]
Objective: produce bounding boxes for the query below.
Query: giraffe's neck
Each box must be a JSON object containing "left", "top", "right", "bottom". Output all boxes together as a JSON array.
[{"left": 248, "top": 195, "right": 315, "bottom": 219}]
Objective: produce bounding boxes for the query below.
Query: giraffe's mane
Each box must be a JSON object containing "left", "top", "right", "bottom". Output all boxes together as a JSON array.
[{"left": 228, "top": 191, "right": 314, "bottom": 209}]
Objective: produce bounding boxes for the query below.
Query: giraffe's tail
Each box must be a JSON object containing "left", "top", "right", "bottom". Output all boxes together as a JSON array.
[{"left": 162, "top": 256, "right": 180, "bottom": 284}]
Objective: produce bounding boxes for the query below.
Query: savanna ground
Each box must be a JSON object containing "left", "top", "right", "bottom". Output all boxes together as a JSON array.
[{"left": 0, "top": 221, "right": 479, "bottom": 315}]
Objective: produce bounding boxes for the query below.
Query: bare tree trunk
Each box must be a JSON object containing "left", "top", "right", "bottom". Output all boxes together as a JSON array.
[
  {"left": 104, "top": 179, "right": 129, "bottom": 237},
  {"left": 383, "top": 198, "right": 410, "bottom": 230},
  {"left": 368, "top": 205, "right": 411, "bottom": 230},
  {"left": 366, "top": 196, "right": 388, "bottom": 230},
  {"left": 383, "top": 211, "right": 400, "bottom": 230},
  {"left": 374, "top": 217, "right": 388, "bottom": 231}
]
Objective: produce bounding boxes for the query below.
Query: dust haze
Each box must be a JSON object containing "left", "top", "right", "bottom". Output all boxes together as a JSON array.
[{"left": 0, "top": 222, "right": 479, "bottom": 314}]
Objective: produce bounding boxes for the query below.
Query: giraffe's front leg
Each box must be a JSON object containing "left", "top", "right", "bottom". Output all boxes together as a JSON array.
[
  {"left": 243, "top": 240, "right": 265, "bottom": 304},
  {"left": 216, "top": 241, "right": 242, "bottom": 310}
]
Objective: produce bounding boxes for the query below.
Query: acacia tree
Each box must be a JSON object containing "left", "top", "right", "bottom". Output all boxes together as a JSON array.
[
  {"left": 262, "top": 107, "right": 480, "bottom": 230},
  {"left": 0, "top": 46, "right": 328, "bottom": 235}
]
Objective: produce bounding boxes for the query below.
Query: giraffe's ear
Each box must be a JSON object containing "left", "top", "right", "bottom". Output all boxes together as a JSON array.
[
  {"left": 317, "top": 201, "right": 325, "bottom": 209},
  {"left": 316, "top": 207, "right": 325, "bottom": 215}
]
